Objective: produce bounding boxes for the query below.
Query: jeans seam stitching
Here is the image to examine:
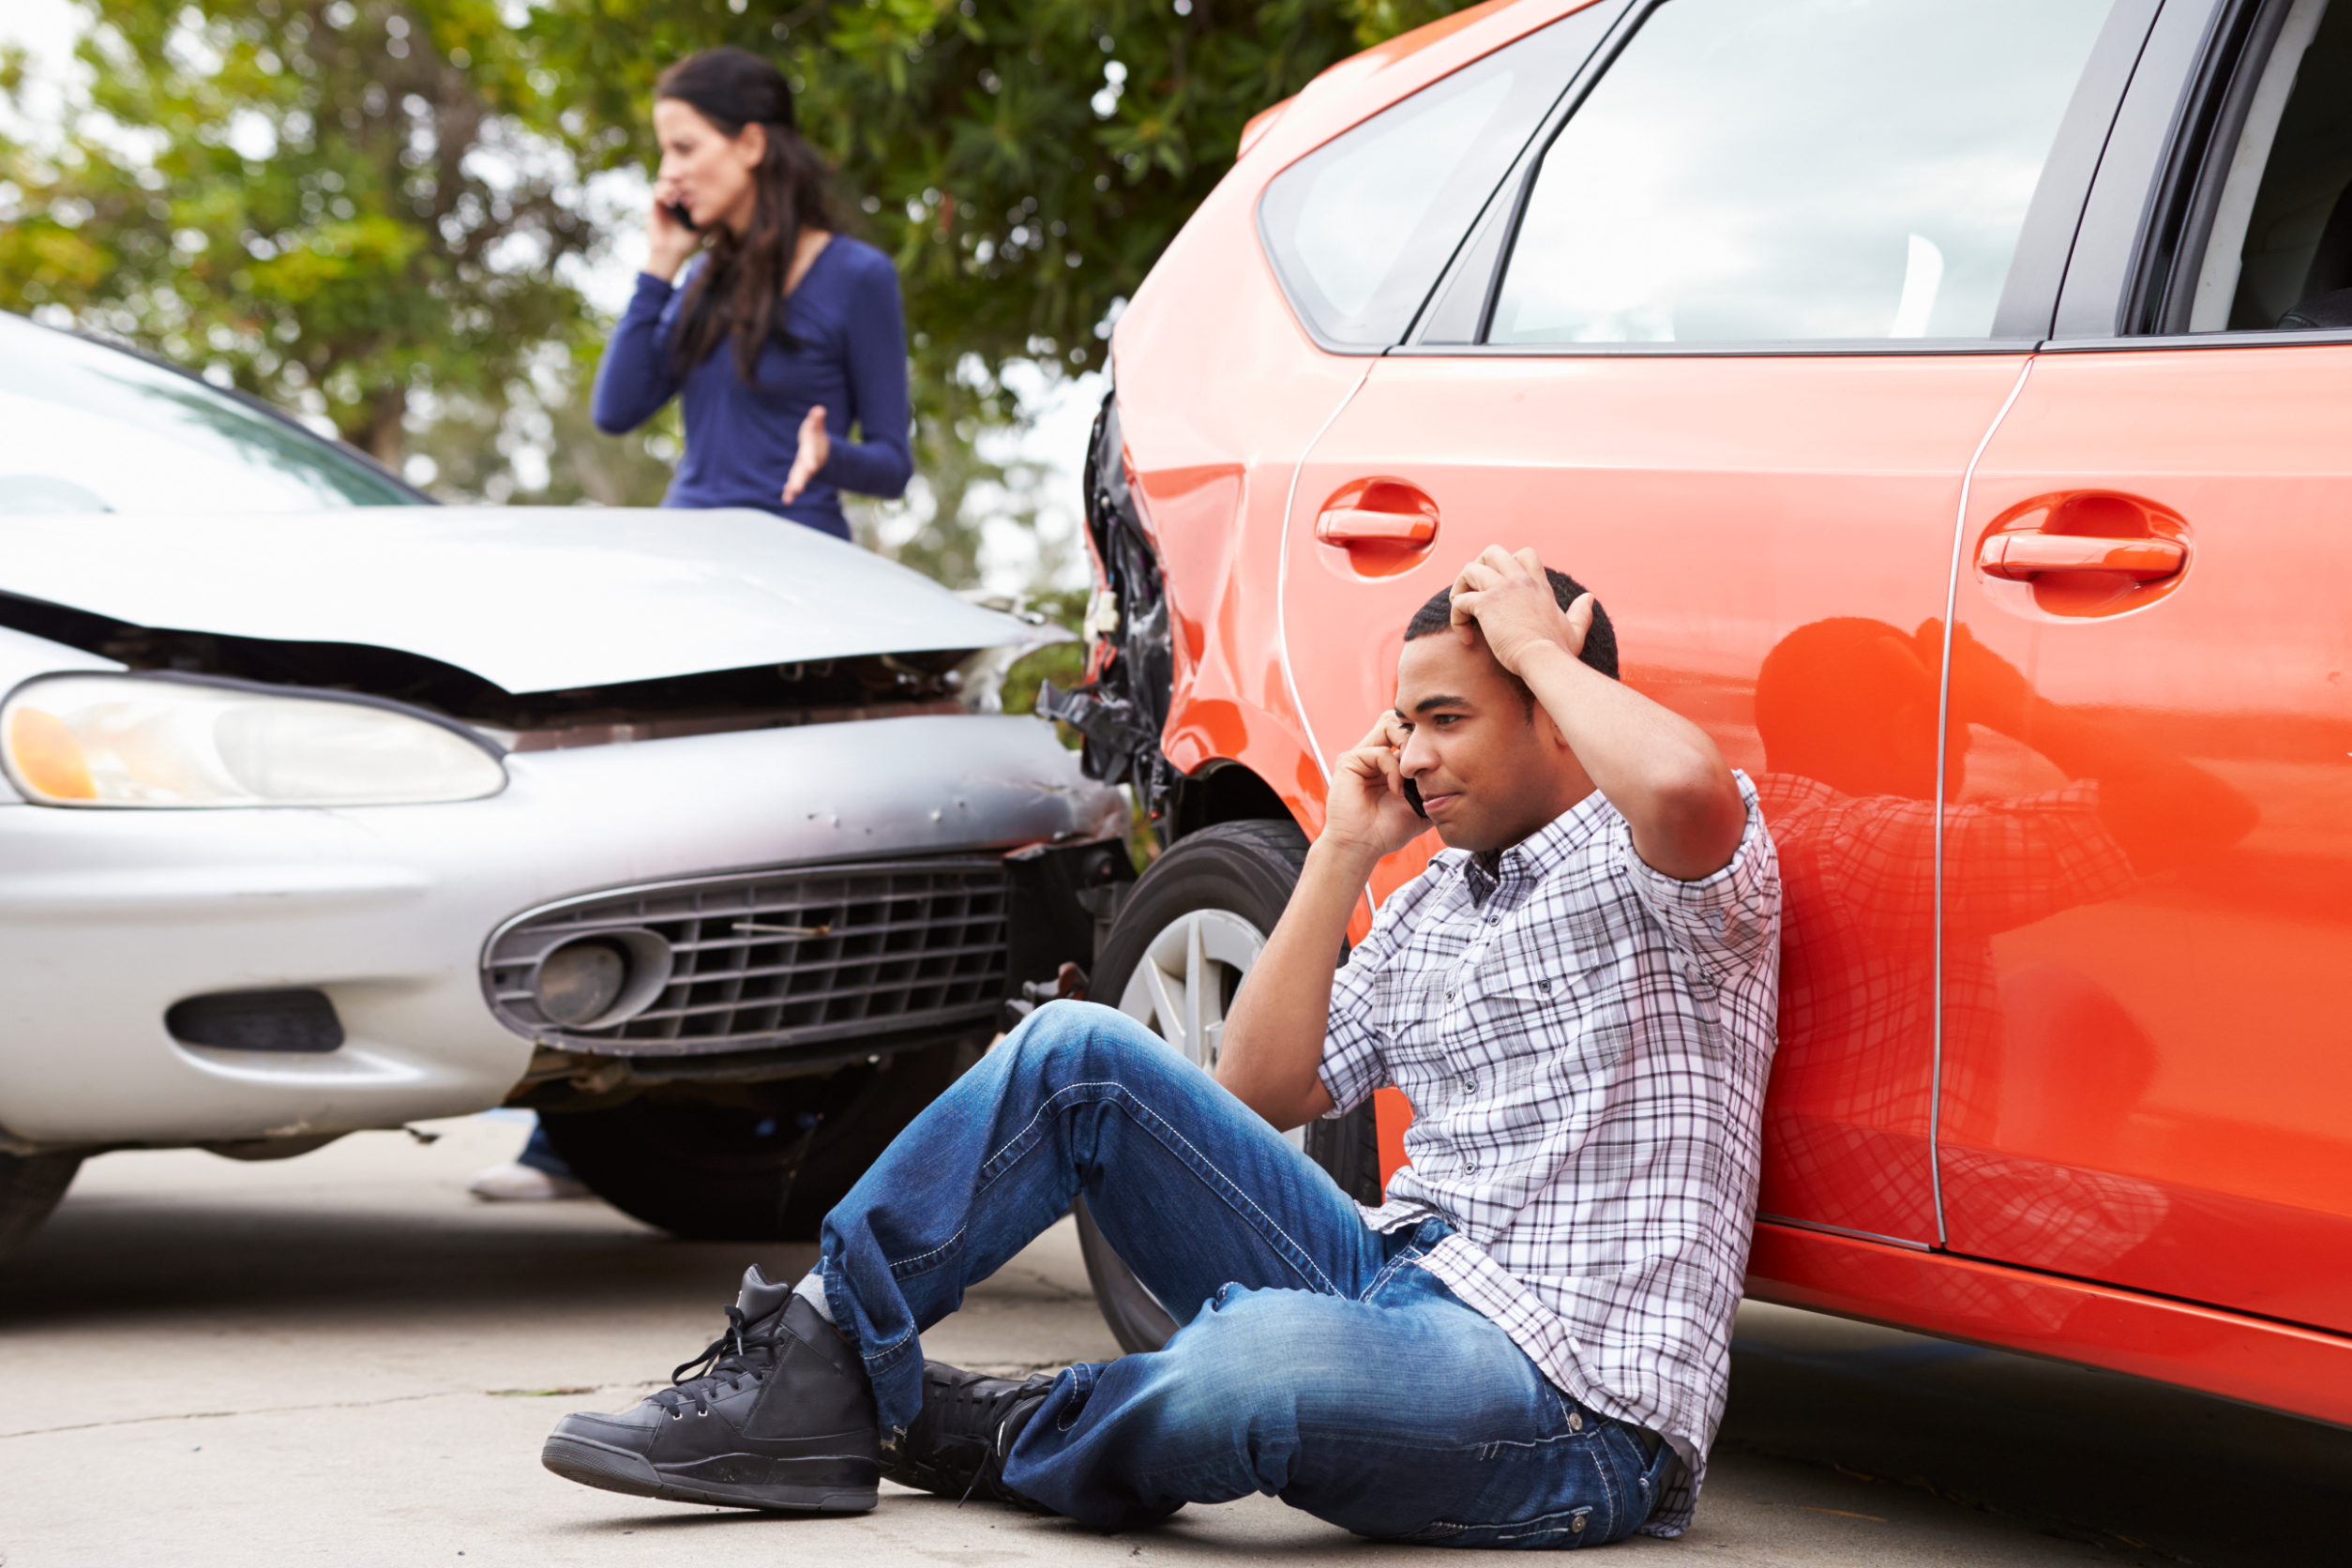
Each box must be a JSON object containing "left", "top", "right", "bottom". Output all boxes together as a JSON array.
[
  {"left": 1361, "top": 1246, "right": 1419, "bottom": 1301},
  {"left": 975, "top": 1078, "right": 1345, "bottom": 1298},
  {"left": 888, "top": 1224, "right": 968, "bottom": 1277}
]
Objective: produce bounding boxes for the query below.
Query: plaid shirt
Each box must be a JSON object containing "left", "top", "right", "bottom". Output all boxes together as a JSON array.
[{"left": 1319, "top": 773, "right": 1781, "bottom": 1537}]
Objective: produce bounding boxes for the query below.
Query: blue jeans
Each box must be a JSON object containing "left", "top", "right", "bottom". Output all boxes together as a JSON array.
[{"left": 817, "top": 1002, "right": 1672, "bottom": 1544}]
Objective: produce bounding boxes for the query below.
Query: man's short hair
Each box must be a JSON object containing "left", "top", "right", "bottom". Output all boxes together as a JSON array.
[{"left": 1404, "top": 566, "right": 1620, "bottom": 683}]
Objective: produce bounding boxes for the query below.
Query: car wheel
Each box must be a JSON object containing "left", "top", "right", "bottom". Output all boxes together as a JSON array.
[
  {"left": 536, "top": 1039, "right": 976, "bottom": 1242},
  {"left": 1070, "top": 820, "right": 1380, "bottom": 1353},
  {"left": 0, "top": 1151, "right": 82, "bottom": 1263}
]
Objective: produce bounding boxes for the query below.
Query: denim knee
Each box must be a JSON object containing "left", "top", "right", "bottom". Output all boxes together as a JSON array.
[{"left": 995, "top": 1001, "right": 1181, "bottom": 1092}]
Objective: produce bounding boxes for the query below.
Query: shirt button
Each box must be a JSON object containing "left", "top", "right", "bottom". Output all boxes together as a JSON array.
[{"left": 1460, "top": 1073, "right": 1478, "bottom": 1093}]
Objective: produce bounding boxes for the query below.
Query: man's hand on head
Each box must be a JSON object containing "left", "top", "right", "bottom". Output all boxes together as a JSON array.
[
  {"left": 1324, "top": 714, "right": 1433, "bottom": 866},
  {"left": 1441, "top": 544, "right": 1746, "bottom": 880},
  {"left": 1449, "top": 547, "right": 1593, "bottom": 679}
]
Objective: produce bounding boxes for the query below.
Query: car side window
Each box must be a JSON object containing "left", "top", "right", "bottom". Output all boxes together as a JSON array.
[
  {"left": 1487, "top": 0, "right": 2113, "bottom": 345},
  {"left": 1256, "top": 1, "right": 1624, "bottom": 353},
  {"left": 2182, "top": 0, "right": 2352, "bottom": 332}
]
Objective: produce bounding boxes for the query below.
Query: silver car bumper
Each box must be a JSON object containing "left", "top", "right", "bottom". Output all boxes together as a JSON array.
[{"left": 0, "top": 715, "right": 1123, "bottom": 1147}]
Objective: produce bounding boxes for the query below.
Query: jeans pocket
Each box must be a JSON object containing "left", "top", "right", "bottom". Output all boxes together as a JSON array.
[{"left": 1394, "top": 1504, "right": 1601, "bottom": 1550}]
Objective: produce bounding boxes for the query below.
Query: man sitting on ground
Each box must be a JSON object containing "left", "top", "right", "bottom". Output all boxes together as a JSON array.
[{"left": 541, "top": 546, "right": 1781, "bottom": 1545}]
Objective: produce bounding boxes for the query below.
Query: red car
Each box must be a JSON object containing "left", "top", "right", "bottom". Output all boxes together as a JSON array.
[{"left": 1043, "top": 0, "right": 2352, "bottom": 1427}]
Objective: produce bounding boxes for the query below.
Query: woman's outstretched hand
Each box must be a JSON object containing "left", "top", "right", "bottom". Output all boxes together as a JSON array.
[{"left": 780, "top": 405, "right": 830, "bottom": 505}]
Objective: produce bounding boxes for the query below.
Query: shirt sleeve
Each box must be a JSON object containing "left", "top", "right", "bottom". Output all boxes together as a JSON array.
[
  {"left": 591, "top": 270, "right": 687, "bottom": 435},
  {"left": 1617, "top": 770, "right": 1781, "bottom": 979},
  {"left": 815, "top": 250, "right": 914, "bottom": 500},
  {"left": 1317, "top": 867, "right": 1440, "bottom": 1117}
]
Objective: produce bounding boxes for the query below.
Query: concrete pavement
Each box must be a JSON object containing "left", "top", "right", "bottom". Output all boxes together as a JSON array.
[{"left": 0, "top": 1113, "right": 2344, "bottom": 1566}]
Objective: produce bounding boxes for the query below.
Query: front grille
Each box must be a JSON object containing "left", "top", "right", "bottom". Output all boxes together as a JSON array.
[{"left": 484, "top": 857, "right": 1009, "bottom": 1055}]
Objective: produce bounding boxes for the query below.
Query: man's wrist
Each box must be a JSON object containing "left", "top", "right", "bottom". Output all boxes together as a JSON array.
[
  {"left": 1304, "top": 831, "right": 1385, "bottom": 883},
  {"left": 1514, "top": 638, "right": 1587, "bottom": 684}
]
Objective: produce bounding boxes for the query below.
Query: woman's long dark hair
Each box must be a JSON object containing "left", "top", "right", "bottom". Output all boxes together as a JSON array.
[{"left": 657, "top": 49, "right": 835, "bottom": 382}]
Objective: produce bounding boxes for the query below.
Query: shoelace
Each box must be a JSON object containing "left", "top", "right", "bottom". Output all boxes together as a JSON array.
[
  {"left": 935, "top": 1375, "right": 1049, "bottom": 1505},
  {"left": 651, "top": 1304, "right": 781, "bottom": 1418}
]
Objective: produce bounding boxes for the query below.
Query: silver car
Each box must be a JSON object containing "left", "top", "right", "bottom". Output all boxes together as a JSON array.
[{"left": 0, "top": 312, "right": 1128, "bottom": 1258}]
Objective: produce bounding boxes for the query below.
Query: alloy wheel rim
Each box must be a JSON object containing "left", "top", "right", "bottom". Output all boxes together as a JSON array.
[{"left": 1114, "top": 907, "right": 1303, "bottom": 1151}]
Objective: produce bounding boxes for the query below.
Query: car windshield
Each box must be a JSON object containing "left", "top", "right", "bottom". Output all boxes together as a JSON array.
[{"left": 0, "top": 314, "right": 423, "bottom": 513}]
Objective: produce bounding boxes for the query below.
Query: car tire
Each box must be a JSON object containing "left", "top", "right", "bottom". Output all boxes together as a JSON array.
[
  {"left": 537, "top": 1039, "right": 977, "bottom": 1242},
  {"left": 1069, "top": 819, "right": 1380, "bottom": 1353},
  {"left": 0, "top": 1151, "right": 82, "bottom": 1263}
]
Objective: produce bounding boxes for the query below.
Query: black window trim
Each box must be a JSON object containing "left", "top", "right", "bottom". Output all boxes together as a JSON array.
[
  {"left": 2049, "top": 0, "right": 2352, "bottom": 347},
  {"left": 1403, "top": 0, "right": 1651, "bottom": 348},
  {"left": 1390, "top": 0, "right": 2164, "bottom": 361},
  {"left": 2048, "top": 0, "right": 2352, "bottom": 349},
  {"left": 2043, "top": 324, "right": 2352, "bottom": 350},
  {"left": 2118, "top": 0, "right": 2288, "bottom": 337},
  {"left": 2051, "top": 0, "right": 2233, "bottom": 337},
  {"left": 1249, "top": 0, "right": 1636, "bottom": 358}
]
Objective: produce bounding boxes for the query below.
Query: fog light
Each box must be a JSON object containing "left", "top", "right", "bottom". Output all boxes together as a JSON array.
[{"left": 536, "top": 941, "right": 626, "bottom": 1027}]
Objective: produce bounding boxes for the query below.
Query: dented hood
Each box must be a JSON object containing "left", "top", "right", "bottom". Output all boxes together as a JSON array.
[{"left": 0, "top": 506, "right": 1035, "bottom": 694}]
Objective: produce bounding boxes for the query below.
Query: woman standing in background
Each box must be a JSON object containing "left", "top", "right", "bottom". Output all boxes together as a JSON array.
[
  {"left": 473, "top": 48, "right": 912, "bottom": 1203},
  {"left": 589, "top": 46, "right": 912, "bottom": 537}
]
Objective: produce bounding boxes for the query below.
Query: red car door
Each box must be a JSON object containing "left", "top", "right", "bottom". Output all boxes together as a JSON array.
[
  {"left": 1935, "top": 0, "right": 2352, "bottom": 1332},
  {"left": 1274, "top": 0, "right": 2141, "bottom": 1246}
]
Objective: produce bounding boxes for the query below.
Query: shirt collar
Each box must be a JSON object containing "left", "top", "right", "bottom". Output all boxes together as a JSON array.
[{"left": 1451, "top": 789, "right": 1619, "bottom": 908}]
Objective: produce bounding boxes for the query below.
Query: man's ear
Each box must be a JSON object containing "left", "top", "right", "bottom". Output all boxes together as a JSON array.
[{"left": 1530, "top": 697, "right": 1575, "bottom": 753}]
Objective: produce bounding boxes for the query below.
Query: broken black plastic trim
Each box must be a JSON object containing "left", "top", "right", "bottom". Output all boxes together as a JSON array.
[{"left": 1036, "top": 391, "right": 1181, "bottom": 823}]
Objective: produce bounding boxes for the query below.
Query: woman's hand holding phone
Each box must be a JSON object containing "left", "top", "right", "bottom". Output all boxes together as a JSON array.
[{"left": 646, "top": 182, "right": 701, "bottom": 281}]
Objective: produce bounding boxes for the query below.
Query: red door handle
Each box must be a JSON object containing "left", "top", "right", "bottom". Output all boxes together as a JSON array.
[
  {"left": 1315, "top": 505, "right": 1437, "bottom": 545},
  {"left": 1315, "top": 479, "right": 1440, "bottom": 547},
  {"left": 1978, "top": 534, "right": 2185, "bottom": 581}
]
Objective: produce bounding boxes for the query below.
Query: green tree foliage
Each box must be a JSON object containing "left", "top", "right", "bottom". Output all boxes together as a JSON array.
[
  {"left": 0, "top": 0, "right": 596, "bottom": 466},
  {"left": 523, "top": 0, "right": 1458, "bottom": 382},
  {"left": 522, "top": 0, "right": 1472, "bottom": 580},
  {"left": 4, "top": 0, "right": 1473, "bottom": 555}
]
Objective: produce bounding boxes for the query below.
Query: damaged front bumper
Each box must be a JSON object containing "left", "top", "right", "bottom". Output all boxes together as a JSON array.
[{"left": 0, "top": 714, "right": 1125, "bottom": 1149}]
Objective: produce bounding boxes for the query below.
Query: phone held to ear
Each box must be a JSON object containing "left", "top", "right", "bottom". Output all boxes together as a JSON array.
[
  {"left": 665, "top": 200, "right": 699, "bottom": 233},
  {"left": 1403, "top": 777, "right": 1427, "bottom": 819}
]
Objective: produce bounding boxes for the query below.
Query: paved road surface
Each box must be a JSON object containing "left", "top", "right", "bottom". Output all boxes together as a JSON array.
[{"left": 1, "top": 1114, "right": 2344, "bottom": 1566}]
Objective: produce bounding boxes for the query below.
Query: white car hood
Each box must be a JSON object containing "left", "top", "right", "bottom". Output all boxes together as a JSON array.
[{"left": 0, "top": 506, "right": 1036, "bottom": 693}]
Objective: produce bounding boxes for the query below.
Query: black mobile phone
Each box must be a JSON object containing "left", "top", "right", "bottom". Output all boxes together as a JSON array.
[
  {"left": 1403, "top": 777, "right": 1427, "bottom": 819},
  {"left": 665, "top": 199, "right": 699, "bottom": 233}
]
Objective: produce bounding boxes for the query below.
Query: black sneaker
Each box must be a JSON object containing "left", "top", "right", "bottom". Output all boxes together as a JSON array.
[
  {"left": 543, "top": 1267, "right": 880, "bottom": 1512},
  {"left": 882, "top": 1360, "right": 1056, "bottom": 1510}
]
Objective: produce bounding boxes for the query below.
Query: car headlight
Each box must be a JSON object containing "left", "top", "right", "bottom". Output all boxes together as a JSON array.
[{"left": 1, "top": 673, "right": 506, "bottom": 807}]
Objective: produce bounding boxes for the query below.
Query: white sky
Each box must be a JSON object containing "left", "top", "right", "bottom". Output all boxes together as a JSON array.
[{"left": 0, "top": 0, "right": 1099, "bottom": 593}]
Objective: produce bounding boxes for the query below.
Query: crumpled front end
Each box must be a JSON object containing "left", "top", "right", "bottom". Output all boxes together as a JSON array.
[{"left": 1037, "top": 393, "right": 1180, "bottom": 819}]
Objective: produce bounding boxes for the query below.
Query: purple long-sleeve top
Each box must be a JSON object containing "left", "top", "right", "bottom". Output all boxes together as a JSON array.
[{"left": 591, "top": 236, "right": 913, "bottom": 538}]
